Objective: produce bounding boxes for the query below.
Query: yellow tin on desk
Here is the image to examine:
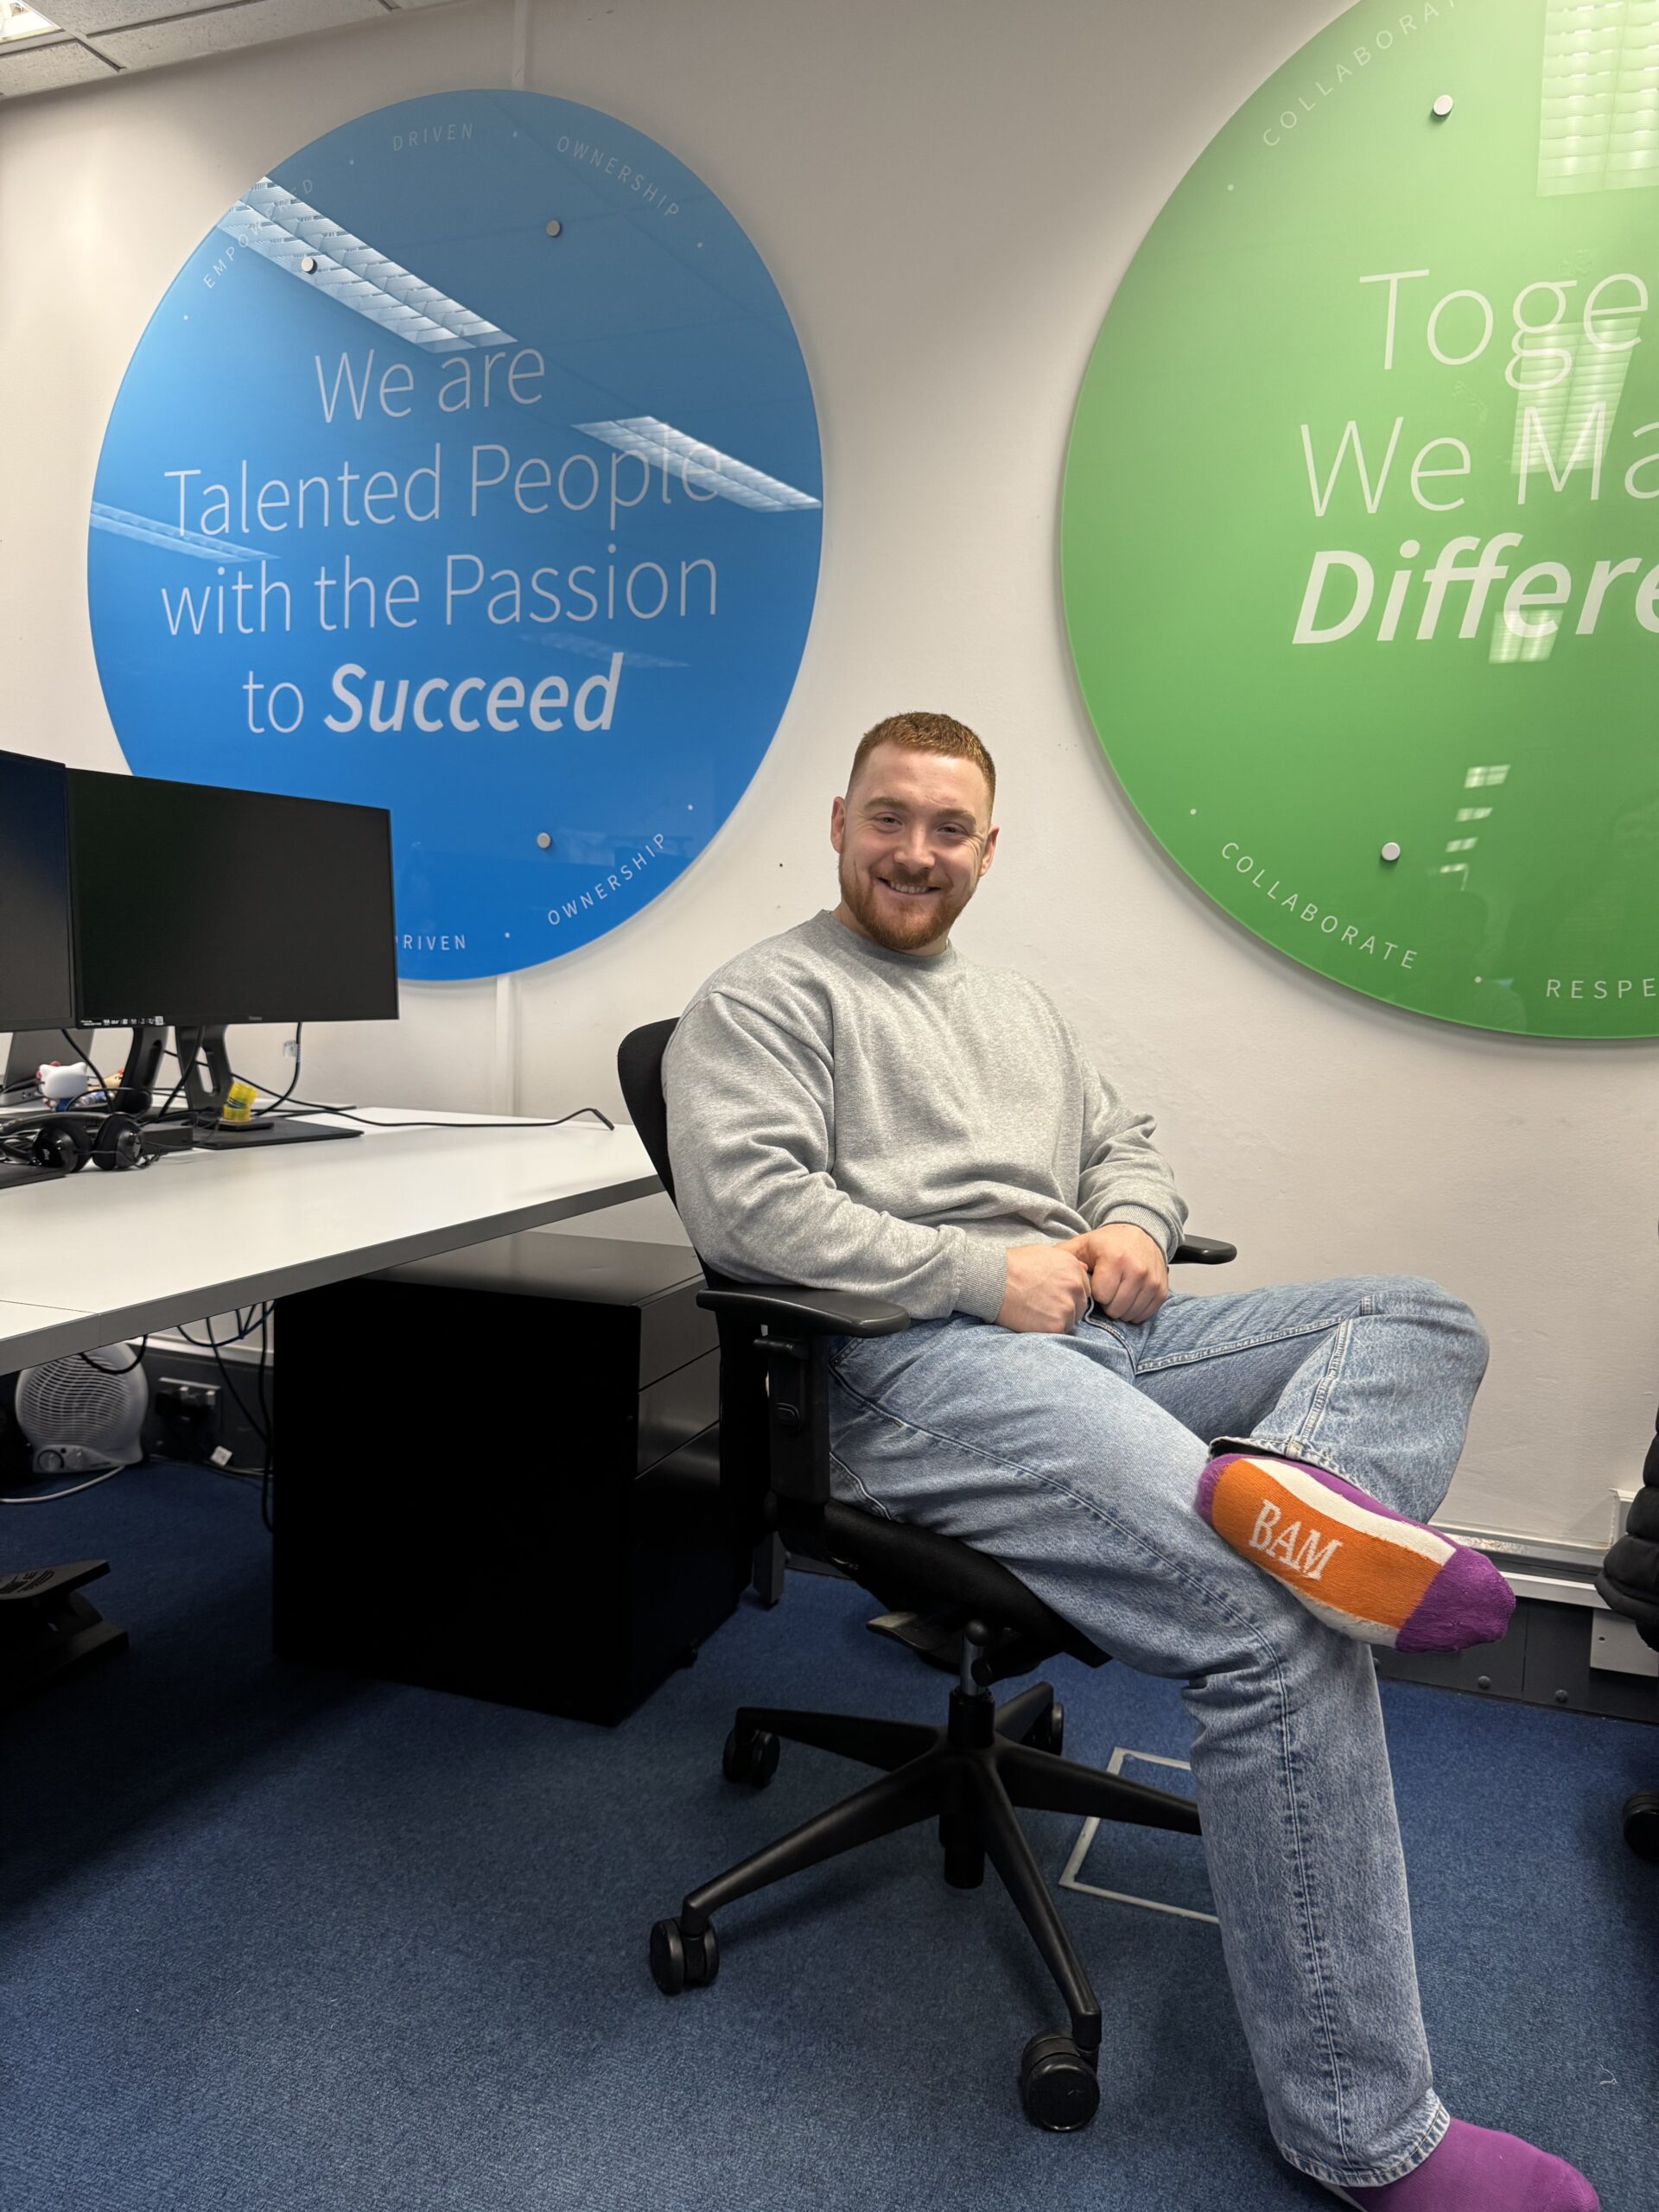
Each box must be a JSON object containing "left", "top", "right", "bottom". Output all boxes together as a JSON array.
[{"left": 220, "top": 1079, "right": 258, "bottom": 1126}]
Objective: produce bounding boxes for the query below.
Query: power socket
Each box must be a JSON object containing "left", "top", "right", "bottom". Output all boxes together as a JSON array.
[{"left": 157, "top": 1377, "right": 219, "bottom": 1416}]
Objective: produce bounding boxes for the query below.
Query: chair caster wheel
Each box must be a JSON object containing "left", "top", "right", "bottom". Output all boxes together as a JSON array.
[
  {"left": 650, "top": 1916, "right": 720, "bottom": 1993},
  {"left": 1020, "top": 2031, "right": 1099, "bottom": 2132},
  {"left": 1624, "top": 1790, "right": 1659, "bottom": 1862},
  {"left": 722, "top": 1725, "right": 780, "bottom": 1788},
  {"left": 1024, "top": 1700, "right": 1065, "bottom": 1757}
]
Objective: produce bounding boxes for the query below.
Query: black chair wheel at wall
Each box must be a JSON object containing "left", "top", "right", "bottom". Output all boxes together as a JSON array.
[
  {"left": 1598, "top": 1397, "right": 1659, "bottom": 1862},
  {"left": 1623, "top": 1793, "right": 1659, "bottom": 1864},
  {"left": 618, "top": 1019, "right": 1238, "bottom": 2130}
]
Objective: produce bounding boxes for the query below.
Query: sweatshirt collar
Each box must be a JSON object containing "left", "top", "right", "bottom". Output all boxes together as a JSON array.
[{"left": 810, "top": 906, "right": 959, "bottom": 976}]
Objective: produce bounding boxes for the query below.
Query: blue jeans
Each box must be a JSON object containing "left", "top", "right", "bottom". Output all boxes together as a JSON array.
[{"left": 825, "top": 1273, "right": 1490, "bottom": 2190}]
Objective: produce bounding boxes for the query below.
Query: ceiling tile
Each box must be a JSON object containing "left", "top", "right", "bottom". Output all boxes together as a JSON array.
[
  {"left": 42, "top": 0, "right": 232, "bottom": 32},
  {"left": 92, "top": 0, "right": 382, "bottom": 73},
  {"left": 0, "top": 36, "right": 117, "bottom": 90}
]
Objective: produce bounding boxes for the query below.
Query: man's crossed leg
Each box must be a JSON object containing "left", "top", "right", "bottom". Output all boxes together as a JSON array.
[{"left": 825, "top": 1274, "right": 1592, "bottom": 2209}]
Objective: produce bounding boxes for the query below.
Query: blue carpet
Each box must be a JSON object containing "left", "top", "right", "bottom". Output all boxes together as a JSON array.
[{"left": 2, "top": 1459, "right": 1656, "bottom": 2211}]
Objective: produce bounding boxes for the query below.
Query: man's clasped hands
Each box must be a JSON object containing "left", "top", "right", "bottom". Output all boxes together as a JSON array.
[{"left": 995, "top": 1223, "right": 1169, "bottom": 1336}]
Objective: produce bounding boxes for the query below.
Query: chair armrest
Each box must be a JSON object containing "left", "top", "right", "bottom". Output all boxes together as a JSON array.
[
  {"left": 1173, "top": 1235, "right": 1236, "bottom": 1266},
  {"left": 698, "top": 1239, "right": 1235, "bottom": 1336},
  {"left": 696, "top": 1286, "right": 912, "bottom": 1338}
]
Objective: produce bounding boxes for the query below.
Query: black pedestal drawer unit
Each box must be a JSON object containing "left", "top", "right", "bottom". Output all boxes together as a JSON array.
[{"left": 273, "top": 1232, "right": 741, "bottom": 1724}]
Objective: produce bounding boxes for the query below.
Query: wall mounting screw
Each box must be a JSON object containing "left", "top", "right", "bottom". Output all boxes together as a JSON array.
[
  {"left": 536, "top": 832, "right": 553, "bottom": 850},
  {"left": 1380, "top": 842, "right": 1402, "bottom": 863},
  {"left": 545, "top": 219, "right": 563, "bottom": 238},
  {"left": 1432, "top": 94, "right": 1454, "bottom": 118},
  {"left": 300, "top": 256, "right": 319, "bottom": 275}
]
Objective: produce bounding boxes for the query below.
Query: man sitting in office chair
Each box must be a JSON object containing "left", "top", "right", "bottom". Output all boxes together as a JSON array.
[{"left": 663, "top": 712, "right": 1596, "bottom": 2212}]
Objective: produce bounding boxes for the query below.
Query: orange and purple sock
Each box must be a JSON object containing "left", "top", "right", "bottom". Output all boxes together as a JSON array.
[{"left": 1197, "top": 1449, "right": 1514, "bottom": 1653}]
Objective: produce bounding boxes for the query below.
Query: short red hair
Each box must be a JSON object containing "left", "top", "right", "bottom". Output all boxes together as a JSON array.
[{"left": 849, "top": 712, "right": 996, "bottom": 812}]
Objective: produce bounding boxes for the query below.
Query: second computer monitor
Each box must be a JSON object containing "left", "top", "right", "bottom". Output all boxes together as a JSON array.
[
  {"left": 0, "top": 749, "right": 398, "bottom": 1032},
  {"left": 69, "top": 769, "right": 398, "bottom": 1029}
]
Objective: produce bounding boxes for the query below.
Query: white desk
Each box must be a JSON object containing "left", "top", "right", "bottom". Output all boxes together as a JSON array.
[
  {"left": 0, "top": 1108, "right": 661, "bottom": 1369},
  {"left": 0, "top": 1300, "right": 98, "bottom": 1374}
]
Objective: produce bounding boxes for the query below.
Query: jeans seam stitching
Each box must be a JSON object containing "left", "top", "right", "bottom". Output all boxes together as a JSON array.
[
  {"left": 1246, "top": 1435, "right": 1345, "bottom": 1479},
  {"left": 1131, "top": 1317, "right": 1348, "bottom": 1373},
  {"left": 1274, "top": 1665, "right": 1352, "bottom": 2162},
  {"left": 1277, "top": 2097, "right": 1451, "bottom": 2190},
  {"left": 1298, "top": 1315, "right": 1355, "bottom": 1452},
  {"left": 827, "top": 1445, "right": 898, "bottom": 1522}
]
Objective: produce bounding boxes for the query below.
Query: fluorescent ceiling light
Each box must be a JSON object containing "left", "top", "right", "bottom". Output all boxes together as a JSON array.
[
  {"left": 218, "top": 179, "right": 515, "bottom": 355},
  {"left": 1539, "top": 0, "right": 1659, "bottom": 192},
  {"left": 575, "top": 416, "right": 820, "bottom": 512},
  {"left": 90, "top": 502, "right": 265, "bottom": 563},
  {"left": 1, "top": 3, "right": 60, "bottom": 36}
]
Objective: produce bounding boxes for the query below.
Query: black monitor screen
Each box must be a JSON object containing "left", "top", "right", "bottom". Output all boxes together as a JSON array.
[
  {"left": 66, "top": 770, "right": 398, "bottom": 1028},
  {"left": 0, "top": 751, "right": 75, "bottom": 1031}
]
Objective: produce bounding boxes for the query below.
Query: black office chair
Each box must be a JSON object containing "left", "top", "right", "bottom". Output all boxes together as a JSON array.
[
  {"left": 619, "top": 1018, "right": 1236, "bottom": 2129},
  {"left": 1596, "top": 1401, "right": 1659, "bottom": 1863}
]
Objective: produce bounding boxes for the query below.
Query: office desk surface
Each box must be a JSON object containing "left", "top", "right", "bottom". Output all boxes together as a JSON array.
[
  {"left": 0, "top": 1109, "right": 659, "bottom": 1367},
  {"left": 0, "top": 1300, "right": 99, "bottom": 1374}
]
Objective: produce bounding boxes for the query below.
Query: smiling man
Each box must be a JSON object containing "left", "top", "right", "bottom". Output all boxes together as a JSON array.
[{"left": 663, "top": 711, "right": 1592, "bottom": 2212}]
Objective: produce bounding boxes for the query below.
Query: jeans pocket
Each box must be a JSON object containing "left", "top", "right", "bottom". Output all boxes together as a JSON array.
[{"left": 828, "top": 1332, "right": 873, "bottom": 1376}]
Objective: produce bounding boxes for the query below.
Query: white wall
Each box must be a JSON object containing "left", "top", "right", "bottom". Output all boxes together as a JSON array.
[{"left": 3, "top": 0, "right": 1653, "bottom": 1548}]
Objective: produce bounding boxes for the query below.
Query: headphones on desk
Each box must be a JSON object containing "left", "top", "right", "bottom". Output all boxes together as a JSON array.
[{"left": 0, "top": 1110, "right": 153, "bottom": 1176}]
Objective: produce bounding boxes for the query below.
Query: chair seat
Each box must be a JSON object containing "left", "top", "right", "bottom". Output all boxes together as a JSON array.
[{"left": 808, "top": 1498, "right": 1109, "bottom": 1680}]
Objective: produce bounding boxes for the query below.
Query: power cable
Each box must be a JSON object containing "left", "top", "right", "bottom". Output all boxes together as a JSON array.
[
  {"left": 251, "top": 1304, "right": 273, "bottom": 1531},
  {"left": 260, "top": 1097, "right": 615, "bottom": 1134},
  {"left": 1, "top": 1465, "right": 130, "bottom": 1504},
  {"left": 252, "top": 1024, "right": 303, "bottom": 1116},
  {"left": 191, "top": 1306, "right": 274, "bottom": 1533},
  {"left": 79, "top": 1338, "right": 148, "bottom": 1376}
]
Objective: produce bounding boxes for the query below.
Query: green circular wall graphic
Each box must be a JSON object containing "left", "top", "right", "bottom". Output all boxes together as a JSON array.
[{"left": 1063, "top": 0, "right": 1659, "bottom": 1038}]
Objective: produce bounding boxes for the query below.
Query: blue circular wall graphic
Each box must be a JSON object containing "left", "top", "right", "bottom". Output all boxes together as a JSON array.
[{"left": 88, "top": 92, "right": 823, "bottom": 980}]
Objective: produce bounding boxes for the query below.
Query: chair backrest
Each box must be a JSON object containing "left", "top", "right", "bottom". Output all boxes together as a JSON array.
[
  {"left": 618, "top": 1017, "right": 771, "bottom": 1545},
  {"left": 617, "top": 1018, "right": 679, "bottom": 1205},
  {"left": 620, "top": 1018, "right": 747, "bottom": 1297}
]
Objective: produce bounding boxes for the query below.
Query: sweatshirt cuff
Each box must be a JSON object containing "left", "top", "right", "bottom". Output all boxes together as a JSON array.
[
  {"left": 953, "top": 1234, "right": 1009, "bottom": 1323},
  {"left": 1097, "top": 1205, "right": 1179, "bottom": 1260}
]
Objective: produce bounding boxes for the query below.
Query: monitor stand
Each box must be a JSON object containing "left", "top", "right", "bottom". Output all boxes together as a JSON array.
[
  {"left": 191, "top": 1119, "right": 359, "bottom": 1150},
  {"left": 111, "top": 1022, "right": 168, "bottom": 1116},
  {"left": 174, "top": 1024, "right": 361, "bottom": 1148}
]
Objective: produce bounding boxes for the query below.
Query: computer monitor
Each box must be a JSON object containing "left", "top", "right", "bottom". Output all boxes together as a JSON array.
[{"left": 0, "top": 750, "right": 397, "bottom": 1138}]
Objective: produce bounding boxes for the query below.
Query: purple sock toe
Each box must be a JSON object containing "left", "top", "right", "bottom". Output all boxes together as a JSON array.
[
  {"left": 1195, "top": 1459, "right": 1226, "bottom": 1522},
  {"left": 1338, "top": 2118, "right": 1598, "bottom": 2210},
  {"left": 1396, "top": 1547, "right": 1516, "bottom": 1654}
]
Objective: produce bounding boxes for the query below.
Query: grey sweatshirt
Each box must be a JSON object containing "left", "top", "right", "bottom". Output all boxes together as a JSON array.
[{"left": 662, "top": 909, "right": 1187, "bottom": 1323}]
